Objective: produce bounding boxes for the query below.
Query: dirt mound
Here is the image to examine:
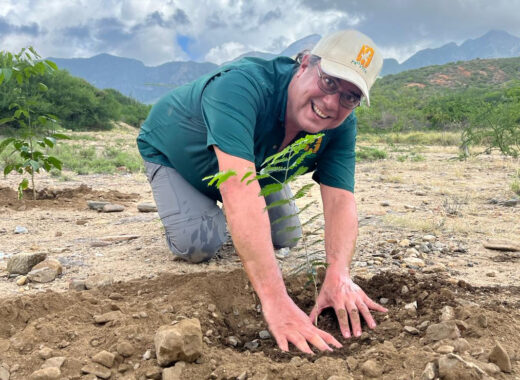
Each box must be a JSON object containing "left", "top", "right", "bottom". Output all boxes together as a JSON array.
[
  {"left": 0, "top": 184, "right": 138, "bottom": 211},
  {"left": 0, "top": 270, "right": 518, "bottom": 379}
]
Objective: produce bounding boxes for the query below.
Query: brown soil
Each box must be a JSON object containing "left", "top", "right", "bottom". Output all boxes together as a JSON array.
[{"left": 1, "top": 144, "right": 519, "bottom": 379}]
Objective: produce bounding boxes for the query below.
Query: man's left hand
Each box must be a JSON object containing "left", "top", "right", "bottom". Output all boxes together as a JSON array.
[{"left": 309, "top": 269, "right": 387, "bottom": 338}]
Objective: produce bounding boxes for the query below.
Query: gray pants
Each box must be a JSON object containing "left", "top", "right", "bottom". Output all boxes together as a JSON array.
[{"left": 144, "top": 161, "right": 302, "bottom": 263}]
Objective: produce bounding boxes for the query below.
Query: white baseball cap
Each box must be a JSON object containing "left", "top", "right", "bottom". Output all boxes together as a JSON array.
[{"left": 311, "top": 30, "right": 383, "bottom": 106}]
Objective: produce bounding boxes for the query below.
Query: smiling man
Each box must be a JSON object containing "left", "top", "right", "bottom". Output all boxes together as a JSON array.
[{"left": 137, "top": 29, "right": 386, "bottom": 354}]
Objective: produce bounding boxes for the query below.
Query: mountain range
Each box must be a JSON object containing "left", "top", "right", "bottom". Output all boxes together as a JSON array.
[{"left": 49, "top": 30, "right": 520, "bottom": 104}]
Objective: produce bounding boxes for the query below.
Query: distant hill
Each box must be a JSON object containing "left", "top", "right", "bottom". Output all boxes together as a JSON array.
[{"left": 49, "top": 30, "right": 520, "bottom": 104}]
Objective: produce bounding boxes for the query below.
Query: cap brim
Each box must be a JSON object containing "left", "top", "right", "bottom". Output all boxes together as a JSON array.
[{"left": 320, "top": 58, "right": 371, "bottom": 107}]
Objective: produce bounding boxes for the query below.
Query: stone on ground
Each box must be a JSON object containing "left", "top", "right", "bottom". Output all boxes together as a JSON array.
[
  {"left": 7, "top": 252, "right": 46, "bottom": 275},
  {"left": 93, "top": 311, "right": 123, "bottom": 324},
  {"left": 87, "top": 200, "right": 109, "bottom": 210},
  {"left": 162, "top": 361, "right": 186, "bottom": 380},
  {"left": 92, "top": 350, "right": 115, "bottom": 368},
  {"left": 437, "top": 354, "right": 485, "bottom": 380},
  {"left": 32, "top": 259, "right": 63, "bottom": 275},
  {"left": 85, "top": 274, "right": 114, "bottom": 289},
  {"left": 421, "top": 362, "right": 436, "bottom": 380},
  {"left": 137, "top": 202, "right": 157, "bottom": 212},
  {"left": 0, "top": 366, "right": 9, "bottom": 380},
  {"left": 81, "top": 363, "right": 112, "bottom": 379},
  {"left": 482, "top": 239, "right": 520, "bottom": 252},
  {"left": 439, "top": 305, "right": 455, "bottom": 321},
  {"left": 488, "top": 341, "right": 511, "bottom": 372},
  {"left": 41, "top": 357, "right": 66, "bottom": 369},
  {"left": 28, "top": 367, "right": 61, "bottom": 380},
  {"left": 116, "top": 341, "right": 135, "bottom": 357},
  {"left": 155, "top": 318, "right": 203, "bottom": 366},
  {"left": 425, "top": 321, "right": 460, "bottom": 342},
  {"left": 27, "top": 267, "right": 58, "bottom": 283},
  {"left": 360, "top": 359, "right": 382, "bottom": 378},
  {"left": 101, "top": 204, "right": 125, "bottom": 212}
]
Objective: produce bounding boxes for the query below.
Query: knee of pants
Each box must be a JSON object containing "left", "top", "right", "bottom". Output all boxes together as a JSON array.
[
  {"left": 163, "top": 211, "right": 227, "bottom": 263},
  {"left": 272, "top": 221, "right": 302, "bottom": 249}
]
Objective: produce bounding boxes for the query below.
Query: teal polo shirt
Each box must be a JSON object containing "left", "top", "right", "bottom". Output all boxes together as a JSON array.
[{"left": 137, "top": 56, "right": 357, "bottom": 202}]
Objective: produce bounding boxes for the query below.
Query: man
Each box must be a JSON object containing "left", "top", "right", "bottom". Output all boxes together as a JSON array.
[{"left": 137, "top": 30, "right": 387, "bottom": 354}]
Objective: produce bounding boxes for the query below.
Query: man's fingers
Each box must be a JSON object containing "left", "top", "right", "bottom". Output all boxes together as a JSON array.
[
  {"left": 317, "top": 329, "right": 342, "bottom": 349},
  {"left": 357, "top": 301, "right": 377, "bottom": 329},
  {"left": 287, "top": 332, "right": 313, "bottom": 355},
  {"left": 307, "top": 333, "right": 333, "bottom": 352},
  {"left": 273, "top": 333, "right": 289, "bottom": 352},
  {"left": 364, "top": 297, "right": 388, "bottom": 313},
  {"left": 335, "top": 308, "right": 351, "bottom": 338},
  {"left": 309, "top": 304, "right": 322, "bottom": 325},
  {"left": 346, "top": 302, "right": 361, "bottom": 337}
]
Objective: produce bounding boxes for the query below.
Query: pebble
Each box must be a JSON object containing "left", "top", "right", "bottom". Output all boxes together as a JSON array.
[
  {"left": 142, "top": 349, "right": 152, "bottom": 360},
  {"left": 477, "top": 314, "right": 487, "bottom": 328},
  {"left": 244, "top": 340, "right": 260, "bottom": 350},
  {"left": 16, "top": 275, "right": 27, "bottom": 286},
  {"left": 486, "top": 271, "right": 497, "bottom": 277},
  {"left": 101, "top": 204, "right": 125, "bottom": 213},
  {"left": 404, "top": 326, "right": 419, "bottom": 335},
  {"left": 453, "top": 338, "right": 471, "bottom": 353},
  {"left": 380, "top": 201, "right": 390, "bottom": 206},
  {"left": 401, "top": 285, "right": 409, "bottom": 295},
  {"left": 0, "top": 367, "right": 9, "bottom": 380},
  {"left": 42, "top": 357, "right": 66, "bottom": 369},
  {"left": 422, "top": 235, "right": 436, "bottom": 242},
  {"left": 379, "top": 297, "right": 389, "bottom": 305},
  {"left": 488, "top": 341, "right": 511, "bottom": 372},
  {"left": 85, "top": 274, "right": 114, "bottom": 289},
  {"left": 259, "top": 330, "right": 271, "bottom": 340},
  {"left": 93, "top": 311, "right": 123, "bottom": 324},
  {"left": 14, "top": 226, "right": 28, "bottom": 234},
  {"left": 360, "top": 359, "right": 382, "bottom": 378},
  {"left": 116, "top": 341, "right": 135, "bottom": 357},
  {"left": 436, "top": 345, "right": 455, "bottom": 354},
  {"left": 154, "top": 318, "right": 203, "bottom": 366},
  {"left": 87, "top": 200, "right": 109, "bottom": 211},
  {"left": 417, "top": 320, "right": 430, "bottom": 330},
  {"left": 421, "top": 362, "right": 436, "bottom": 380},
  {"left": 346, "top": 357, "right": 358, "bottom": 371},
  {"left": 92, "top": 350, "right": 115, "bottom": 368},
  {"left": 163, "top": 361, "right": 186, "bottom": 380},
  {"left": 403, "top": 257, "right": 425, "bottom": 267},
  {"left": 207, "top": 304, "right": 216, "bottom": 312},
  {"left": 69, "top": 279, "right": 87, "bottom": 291},
  {"left": 438, "top": 354, "right": 485, "bottom": 379},
  {"left": 226, "top": 336, "right": 240, "bottom": 347},
  {"left": 439, "top": 306, "right": 455, "bottom": 322},
  {"left": 405, "top": 248, "right": 419, "bottom": 256},
  {"left": 28, "top": 367, "right": 61, "bottom": 380},
  {"left": 38, "top": 347, "right": 54, "bottom": 359},
  {"left": 137, "top": 202, "right": 157, "bottom": 212},
  {"left": 399, "top": 239, "right": 410, "bottom": 247},
  {"left": 479, "top": 362, "right": 501, "bottom": 376}
]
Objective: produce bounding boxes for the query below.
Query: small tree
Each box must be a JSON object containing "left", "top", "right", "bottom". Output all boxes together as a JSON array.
[{"left": 0, "top": 47, "right": 69, "bottom": 199}]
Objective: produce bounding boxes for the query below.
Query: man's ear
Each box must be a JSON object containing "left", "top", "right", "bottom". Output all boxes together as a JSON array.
[{"left": 295, "top": 54, "right": 311, "bottom": 77}]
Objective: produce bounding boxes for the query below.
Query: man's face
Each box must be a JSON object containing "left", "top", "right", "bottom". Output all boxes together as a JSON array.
[{"left": 286, "top": 55, "right": 362, "bottom": 134}]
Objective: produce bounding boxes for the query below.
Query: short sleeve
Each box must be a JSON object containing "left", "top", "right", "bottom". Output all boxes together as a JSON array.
[
  {"left": 312, "top": 114, "right": 357, "bottom": 193},
  {"left": 201, "top": 70, "right": 264, "bottom": 163}
]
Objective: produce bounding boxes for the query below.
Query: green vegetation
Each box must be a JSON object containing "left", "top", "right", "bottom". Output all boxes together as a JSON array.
[
  {"left": 356, "top": 146, "right": 387, "bottom": 162},
  {"left": 511, "top": 169, "right": 520, "bottom": 196},
  {"left": 1, "top": 50, "right": 150, "bottom": 131},
  {"left": 358, "top": 57, "right": 520, "bottom": 157},
  {"left": 0, "top": 48, "right": 69, "bottom": 199}
]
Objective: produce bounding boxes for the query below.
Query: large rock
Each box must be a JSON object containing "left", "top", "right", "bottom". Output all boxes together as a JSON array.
[
  {"left": 488, "top": 341, "right": 511, "bottom": 373},
  {"left": 360, "top": 359, "right": 383, "bottom": 378},
  {"left": 32, "top": 259, "right": 63, "bottom": 275},
  {"left": 28, "top": 267, "right": 57, "bottom": 283},
  {"left": 85, "top": 274, "right": 114, "bottom": 289},
  {"left": 425, "top": 321, "right": 460, "bottom": 342},
  {"left": 437, "top": 354, "right": 484, "bottom": 380},
  {"left": 7, "top": 252, "right": 46, "bottom": 275},
  {"left": 155, "top": 318, "right": 203, "bottom": 366},
  {"left": 28, "top": 367, "right": 61, "bottom": 380},
  {"left": 92, "top": 350, "right": 115, "bottom": 368}
]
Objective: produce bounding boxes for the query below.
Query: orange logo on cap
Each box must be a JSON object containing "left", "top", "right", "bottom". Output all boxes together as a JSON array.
[{"left": 356, "top": 45, "right": 374, "bottom": 68}]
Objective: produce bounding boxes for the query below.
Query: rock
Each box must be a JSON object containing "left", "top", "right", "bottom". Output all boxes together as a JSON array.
[
  {"left": 101, "top": 204, "right": 125, "bottom": 213},
  {"left": 29, "top": 367, "right": 61, "bottom": 380},
  {"left": 482, "top": 239, "right": 520, "bottom": 252},
  {"left": 327, "top": 377, "right": 352, "bottom": 380},
  {"left": 244, "top": 340, "right": 260, "bottom": 350},
  {"left": 379, "top": 297, "right": 389, "bottom": 305},
  {"left": 92, "top": 350, "right": 115, "bottom": 368},
  {"left": 41, "top": 357, "right": 66, "bottom": 369},
  {"left": 437, "top": 353, "right": 485, "bottom": 380},
  {"left": 488, "top": 341, "right": 511, "bottom": 372},
  {"left": 237, "top": 372, "right": 248, "bottom": 380},
  {"left": 116, "top": 341, "right": 135, "bottom": 357},
  {"left": 453, "top": 338, "right": 471, "bottom": 353},
  {"left": 477, "top": 314, "right": 487, "bottom": 328},
  {"left": 142, "top": 349, "right": 152, "bottom": 360},
  {"left": 479, "top": 362, "right": 501, "bottom": 376},
  {"left": 417, "top": 320, "right": 430, "bottom": 331},
  {"left": 154, "top": 318, "right": 203, "bottom": 366},
  {"left": 380, "top": 201, "right": 390, "bottom": 207},
  {"left": 422, "top": 235, "right": 436, "bottom": 242},
  {"left": 145, "top": 366, "right": 162, "bottom": 380},
  {"left": 421, "top": 362, "right": 436, "bottom": 380},
  {"left": 7, "top": 252, "right": 46, "bottom": 275},
  {"left": 259, "top": 330, "right": 271, "bottom": 339},
  {"left": 207, "top": 304, "right": 216, "bottom": 312},
  {"left": 346, "top": 357, "right": 358, "bottom": 371},
  {"left": 399, "top": 239, "right": 410, "bottom": 247},
  {"left": 137, "top": 202, "right": 157, "bottom": 212},
  {"left": 85, "top": 274, "right": 114, "bottom": 289},
  {"left": 81, "top": 363, "right": 112, "bottom": 379},
  {"left": 69, "top": 279, "right": 86, "bottom": 291},
  {"left": 439, "top": 306, "right": 455, "bottom": 322},
  {"left": 401, "top": 285, "right": 409, "bottom": 295},
  {"left": 93, "top": 311, "right": 123, "bottom": 324},
  {"left": 403, "top": 257, "right": 425, "bottom": 267},
  {"left": 87, "top": 200, "right": 109, "bottom": 211},
  {"left": 100, "top": 235, "right": 139, "bottom": 243},
  {"left": 162, "top": 362, "right": 186, "bottom": 380},
  {"left": 0, "top": 366, "right": 9, "bottom": 380},
  {"left": 360, "top": 359, "right": 382, "bottom": 378},
  {"left": 404, "top": 326, "right": 419, "bottom": 335},
  {"left": 15, "top": 276, "right": 27, "bottom": 286},
  {"left": 437, "top": 345, "right": 455, "bottom": 354},
  {"left": 38, "top": 347, "right": 54, "bottom": 359},
  {"left": 406, "top": 248, "right": 419, "bottom": 256},
  {"left": 27, "top": 267, "right": 57, "bottom": 283},
  {"left": 14, "top": 226, "right": 28, "bottom": 234},
  {"left": 425, "top": 321, "right": 460, "bottom": 342},
  {"left": 226, "top": 336, "right": 240, "bottom": 347},
  {"left": 486, "top": 271, "right": 497, "bottom": 277},
  {"left": 32, "top": 259, "right": 62, "bottom": 275}
]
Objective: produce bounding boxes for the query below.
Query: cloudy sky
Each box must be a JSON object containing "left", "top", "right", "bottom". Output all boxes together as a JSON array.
[{"left": 1, "top": 0, "right": 520, "bottom": 65}]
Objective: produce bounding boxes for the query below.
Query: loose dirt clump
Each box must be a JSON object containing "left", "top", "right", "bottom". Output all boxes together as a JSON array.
[{"left": 0, "top": 270, "right": 518, "bottom": 379}]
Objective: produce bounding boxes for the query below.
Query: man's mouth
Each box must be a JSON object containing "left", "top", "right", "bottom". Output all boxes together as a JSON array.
[{"left": 312, "top": 102, "right": 329, "bottom": 119}]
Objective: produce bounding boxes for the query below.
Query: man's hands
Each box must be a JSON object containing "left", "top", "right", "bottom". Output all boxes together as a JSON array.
[
  {"left": 262, "top": 293, "right": 342, "bottom": 354},
  {"left": 309, "top": 268, "right": 387, "bottom": 338}
]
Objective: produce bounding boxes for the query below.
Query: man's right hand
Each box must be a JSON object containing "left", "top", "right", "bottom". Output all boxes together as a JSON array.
[{"left": 262, "top": 294, "right": 342, "bottom": 354}]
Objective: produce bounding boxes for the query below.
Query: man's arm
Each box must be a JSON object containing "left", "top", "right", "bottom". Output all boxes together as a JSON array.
[
  {"left": 214, "top": 146, "right": 341, "bottom": 354},
  {"left": 309, "top": 184, "right": 387, "bottom": 338}
]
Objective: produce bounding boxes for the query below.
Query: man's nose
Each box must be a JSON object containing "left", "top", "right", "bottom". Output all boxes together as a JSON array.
[{"left": 321, "top": 92, "right": 341, "bottom": 110}]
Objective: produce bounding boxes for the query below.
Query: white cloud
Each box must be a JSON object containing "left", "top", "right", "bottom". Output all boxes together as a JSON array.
[{"left": 204, "top": 42, "right": 249, "bottom": 64}]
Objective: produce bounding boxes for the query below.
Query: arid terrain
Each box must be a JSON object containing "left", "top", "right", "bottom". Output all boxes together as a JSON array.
[{"left": 0, "top": 135, "right": 519, "bottom": 379}]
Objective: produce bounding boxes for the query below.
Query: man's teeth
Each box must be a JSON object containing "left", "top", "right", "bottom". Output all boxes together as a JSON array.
[{"left": 312, "top": 103, "right": 328, "bottom": 119}]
